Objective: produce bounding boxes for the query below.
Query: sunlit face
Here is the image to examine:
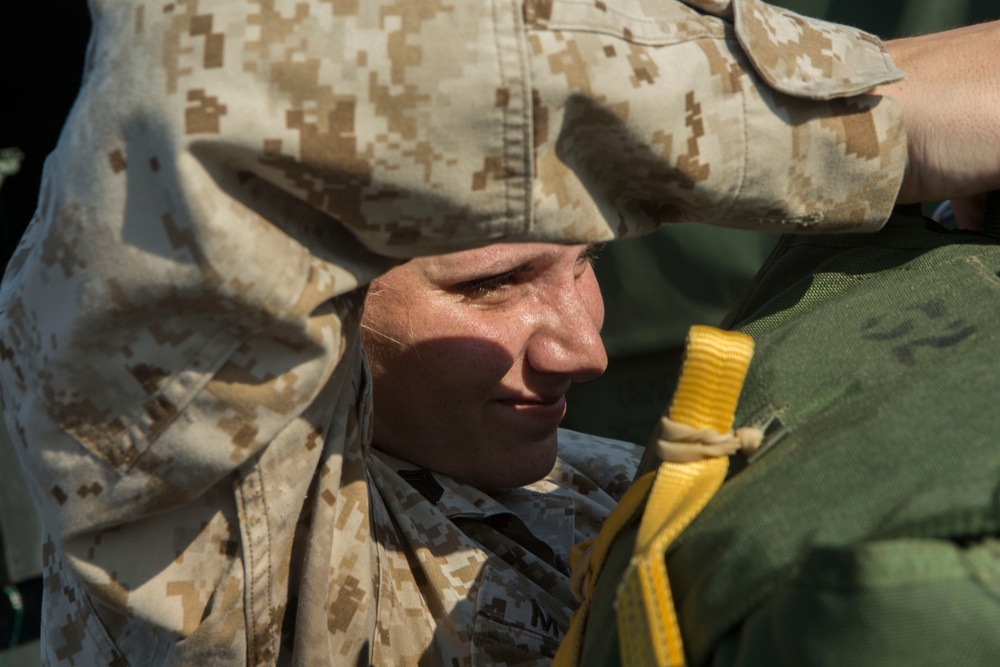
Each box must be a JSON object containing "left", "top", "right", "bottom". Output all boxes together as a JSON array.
[{"left": 361, "top": 243, "right": 607, "bottom": 491}]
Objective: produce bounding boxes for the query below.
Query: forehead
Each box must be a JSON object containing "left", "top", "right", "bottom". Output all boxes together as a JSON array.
[{"left": 415, "top": 242, "right": 579, "bottom": 278}]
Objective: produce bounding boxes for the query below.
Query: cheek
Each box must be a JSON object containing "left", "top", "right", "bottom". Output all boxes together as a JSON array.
[
  {"left": 409, "top": 334, "right": 516, "bottom": 392},
  {"left": 367, "top": 302, "right": 519, "bottom": 399}
]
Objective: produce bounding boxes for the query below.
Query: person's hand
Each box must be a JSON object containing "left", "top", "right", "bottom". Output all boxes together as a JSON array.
[
  {"left": 875, "top": 21, "right": 1000, "bottom": 229},
  {"left": 949, "top": 193, "right": 991, "bottom": 231}
]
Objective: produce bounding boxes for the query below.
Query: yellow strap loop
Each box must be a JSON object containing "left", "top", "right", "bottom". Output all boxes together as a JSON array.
[
  {"left": 619, "top": 325, "right": 754, "bottom": 667},
  {"left": 553, "top": 325, "right": 754, "bottom": 667},
  {"left": 634, "top": 326, "right": 755, "bottom": 555}
]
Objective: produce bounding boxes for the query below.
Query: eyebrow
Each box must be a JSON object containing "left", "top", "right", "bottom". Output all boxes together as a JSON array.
[
  {"left": 432, "top": 249, "right": 538, "bottom": 277},
  {"left": 429, "top": 243, "right": 602, "bottom": 284}
]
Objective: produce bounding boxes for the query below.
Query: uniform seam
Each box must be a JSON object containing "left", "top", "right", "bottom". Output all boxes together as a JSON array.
[
  {"left": 717, "top": 43, "right": 751, "bottom": 225},
  {"left": 526, "top": 23, "right": 721, "bottom": 47},
  {"left": 529, "top": 0, "right": 673, "bottom": 24},
  {"left": 237, "top": 470, "right": 259, "bottom": 664},
  {"left": 368, "top": 473, "right": 385, "bottom": 658},
  {"left": 122, "top": 333, "right": 244, "bottom": 471},
  {"left": 257, "top": 463, "right": 276, "bottom": 663},
  {"left": 72, "top": 567, "right": 133, "bottom": 665},
  {"left": 491, "top": 0, "right": 513, "bottom": 231},
  {"left": 736, "top": 61, "right": 750, "bottom": 218},
  {"left": 514, "top": 0, "right": 534, "bottom": 230},
  {"left": 238, "top": 460, "right": 276, "bottom": 666},
  {"left": 522, "top": 0, "right": 722, "bottom": 29},
  {"left": 49, "top": 327, "right": 244, "bottom": 475}
]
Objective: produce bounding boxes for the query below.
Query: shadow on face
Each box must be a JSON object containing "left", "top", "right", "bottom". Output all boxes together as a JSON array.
[
  {"left": 361, "top": 242, "right": 608, "bottom": 491},
  {"left": 365, "top": 334, "right": 566, "bottom": 491}
]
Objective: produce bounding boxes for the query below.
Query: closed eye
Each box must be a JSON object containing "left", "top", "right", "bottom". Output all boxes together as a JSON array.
[{"left": 454, "top": 262, "right": 534, "bottom": 298}]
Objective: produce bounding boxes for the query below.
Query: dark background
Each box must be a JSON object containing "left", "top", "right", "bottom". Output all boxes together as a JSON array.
[
  {"left": 0, "top": 3, "right": 91, "bottom": 653},
  {"left": 1, "top": 3, "right": 92, "bottom": 274}
]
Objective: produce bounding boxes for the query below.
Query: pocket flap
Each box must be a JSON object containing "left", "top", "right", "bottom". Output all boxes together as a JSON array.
[{"left": 734, "top": 0, "right": 903, "bottom": 99}]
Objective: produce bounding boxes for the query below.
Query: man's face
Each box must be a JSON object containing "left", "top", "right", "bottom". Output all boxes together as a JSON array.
[{"left": 362, "top": 243, "right": 607, "bottom": 491}]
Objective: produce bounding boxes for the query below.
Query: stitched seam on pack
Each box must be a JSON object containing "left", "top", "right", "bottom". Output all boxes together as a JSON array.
[{"left": 964, "top": 255, "right": 1000, "bottom": 294}]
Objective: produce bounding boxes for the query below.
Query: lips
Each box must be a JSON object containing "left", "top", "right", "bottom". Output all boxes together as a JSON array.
[{"left": 494, "top": 394, "right": 567, "bottom": 423}]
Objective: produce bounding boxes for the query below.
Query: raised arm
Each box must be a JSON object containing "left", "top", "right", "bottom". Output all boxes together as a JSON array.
[{"left": 876, "top": 20, "right": 1000, "bottom": 227}]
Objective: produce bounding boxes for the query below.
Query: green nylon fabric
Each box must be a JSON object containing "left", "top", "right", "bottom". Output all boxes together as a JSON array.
[{"left": 578, "top": 214, "right": 1000, "bottom": 667}]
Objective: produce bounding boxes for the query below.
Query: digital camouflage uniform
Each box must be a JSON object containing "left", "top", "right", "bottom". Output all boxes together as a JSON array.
[{"left": 0, "top": 0, "right": 907, "bottom": 665}]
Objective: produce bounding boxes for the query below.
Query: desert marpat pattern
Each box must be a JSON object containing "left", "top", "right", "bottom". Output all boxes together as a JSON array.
[{"left": 0, "top": 0, "right": 905, "bottom": 664}]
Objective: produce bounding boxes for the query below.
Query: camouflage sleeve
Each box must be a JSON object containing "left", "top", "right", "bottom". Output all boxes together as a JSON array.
[
  {"left": 527, "top": 0, "right": 906, "bottom": 235},
  {"left": 0, "top": 0, "right": 902, "bottom": 634}
]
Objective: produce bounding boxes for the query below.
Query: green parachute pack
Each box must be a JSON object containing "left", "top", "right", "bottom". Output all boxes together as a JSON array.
[{"left": 560, "top": 211, "right": 1000, "bottom": 667}]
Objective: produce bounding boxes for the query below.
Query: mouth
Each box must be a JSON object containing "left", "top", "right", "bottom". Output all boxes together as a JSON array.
[{"left": 493, "top": 395, "right": 568, "bottom": 423}]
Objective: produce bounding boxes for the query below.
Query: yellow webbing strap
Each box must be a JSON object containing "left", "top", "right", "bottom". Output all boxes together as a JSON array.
[
  {"left": 633, "top": 326, "right": 755, "bottom": 555},
  {"left": 555, "top": 470, "right": 656, "bottom": 667},
  {"left": 553, "top": 325, "right": 754, "bottom": 667},
  {"left": 618, "top": 325, "right": 754, "bottom": 667}
]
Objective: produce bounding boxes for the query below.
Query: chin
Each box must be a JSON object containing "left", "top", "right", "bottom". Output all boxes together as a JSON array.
[{"left": 479, "top": 437, "right": 559, "bottom": 492}]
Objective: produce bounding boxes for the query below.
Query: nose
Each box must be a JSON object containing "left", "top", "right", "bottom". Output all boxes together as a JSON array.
[{"left": 524, "top": 272, "right": 608, "bottom": 383}]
